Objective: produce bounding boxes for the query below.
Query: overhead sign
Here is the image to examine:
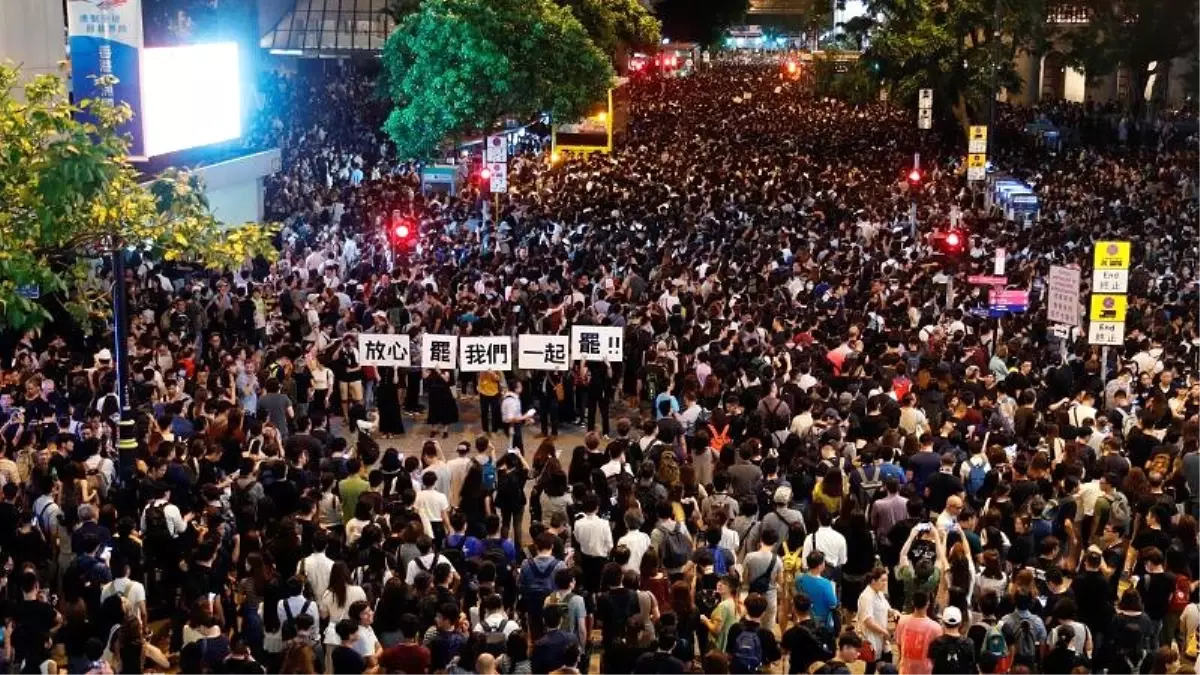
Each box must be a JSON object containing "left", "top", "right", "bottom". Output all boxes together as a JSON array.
[
  {"left": 968, "top": 125, "right": 988, "bottom": 153},
  {"left": 967, "top": 153, "right": 986, "bottom": 181},
  {"left": 1093, "top": 268, "right": 1129, "bottom": 294},
  {"left": 487, "top": 162, "right": 508, "bottom": 192},
  {"left": 1088, "top": 321, "right": 1125, "bottom": 346},
  {"left": 1047, "top": 265, "right": 1081, "bottom": 326},
  {"left": 989, "top": 289, "right": 1029, "bottom": 314},
  {"left": 1089, "top": 294, "right": 1128, "bottom": 322},
  {"left": 485, "top": 135, "right": 507, "bottom": 163},
  {"left": 918, "top": 108, "right": 932, "bottom": 130},
  {"left": 1093, "top": 241, "right": 1131, "bottom": 270},
  {"left": 968, "top": 275, "right": 1007, "bottom": 286},
  {"left": 918, "top": 89, "right": 933, "bottom": 109}
]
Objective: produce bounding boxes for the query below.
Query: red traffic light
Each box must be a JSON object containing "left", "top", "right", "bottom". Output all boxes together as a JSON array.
[
  {"left": 479, "top": 167, "right": 492, "bottom": 181},
  {"left": 945, "top": 231, "right": 961, "bottom": 248},
  {"left": 394, "top": 223, "right": 410, "bottom": 239},
  {"left": 907, "top": 169, "right": 922, "bottom": 184},
  {"left": 786, "top": 61, "right": 797, "bottom": 74}
]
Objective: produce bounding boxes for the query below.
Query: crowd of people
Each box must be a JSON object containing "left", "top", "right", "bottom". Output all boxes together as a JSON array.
[{"left": 0, "top": 59, "right": 1197, "bottom": 675}]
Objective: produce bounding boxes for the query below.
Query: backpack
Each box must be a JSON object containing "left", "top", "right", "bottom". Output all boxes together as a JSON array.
[
  {"left": 1169, "top": 574, "right": 1192, "bottom": 614},
  {"left": 442, "top": 534, "right": 471, "bottom": 575},
  {"left": 1108, "top": 491, "right": 1133, "bottom": 533},
  {"left": 636, "top": 482, "right": 663, "bottom": 529},
  {"left": 931, "top": 635, "right": 970, "bottom": 674},
  {"left": 482, "top": 539, "right": 512, "bottom": 581},
  {"left": 657, "top": 523, "right": 693, "bottom": 569},
  {"left": 757, "top": 479, "right": 782, "bottom": 519},
  {"left": 481, "top": 458, "right": 497, "bottom": 492},
  {"left": 704, "top": 493, "right": 736, "bottom": 522},
  {"left": 981, "top": 623, "right": 1007, "bottom": 661},
  {"left": 545, "top": 590, "right": 577, "bottom": 633},
  {"left": 1012, "top": 619, "right": 1039, "bottom": 667},
  {"left": 856, "top": 466, "right": 884, "bottom": 502},
  {"left": 782, "top": 540, "right": 804, "bottom": 577},
  {"left": 966, "top": 460, "right": 988, "bottom": 498},
  {"left": 520, "top": 561, "right": 557, "bottom": 611},
  {"left": 480, "top": 616, "right": 508, "bottom": 656},
  {"left": 695, "top": 574, "right": 721, "bottom": 617},
  {"left": 748, "top": 556, "right": 776, "bottom": 594},
  {"left": 708, "top": 424, "right": 731, "bottom": 452},
  {"left": 731, "top": 626, "right": 764, "bottom": 672},
  {"left": 143, "top": 502, "right": 172, "bottom": 552},
  {"left": 281, "top": 599, "right": 312, "bottom": 640}
]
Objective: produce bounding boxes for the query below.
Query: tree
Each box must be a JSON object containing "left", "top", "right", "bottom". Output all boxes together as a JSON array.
[
  {"left": 1059, "top": 0, "right": 1197, "bottom": 113},
  {"left": 655, "top": 0, "right": 749, "bottom": 48},
  {"left": 381, "top": 0, "right": 614, "bottom": 159},
  {"left": 857, "top": 0, "right": 1047, "bottom": 127},
  {"left": 0, "top": 65, "right": 277, "bottom": 332},
  {"left": 556, "top": 0, "right": 662, "bottom": 58},
  {"left": 379, "top": 0, "right": 423, "bottom": 24}
]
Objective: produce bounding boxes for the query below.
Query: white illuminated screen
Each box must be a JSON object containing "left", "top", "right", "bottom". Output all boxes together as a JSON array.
[{"left": 141, "top": 42, "right": 242, "bottom": 156}]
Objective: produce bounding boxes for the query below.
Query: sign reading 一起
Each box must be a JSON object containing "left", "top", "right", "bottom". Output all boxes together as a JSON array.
[
  {"left": 518, "top": 335, "right": 571, "bottom": 371},
  {"left": 357, "top": 334, "right": 411, "bottom": 368},
  {"left": 458, "top": 336, "right": 512, "bottom": 373},
  {"left": 1047, "top": 265, "right": 1081, "bottom": 326},
  {"left": 570, "top": 325, "right": 624, "bottom": 362},
  {"left": 421, "top": 334, "right": 459, "bottom": 370}
]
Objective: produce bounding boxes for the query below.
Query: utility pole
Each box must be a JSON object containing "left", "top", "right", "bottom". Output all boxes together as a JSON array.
[
  {"left": 988, "top": 0, "right": 1001, "bottom": 156},
  {"left": 110, "top": 250, "right": 137, "bottom": 456}
]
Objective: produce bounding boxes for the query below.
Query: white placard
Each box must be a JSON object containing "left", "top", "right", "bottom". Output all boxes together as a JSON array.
[
  {"left": 570, "top": 325, "right": 624, "bottom": 362},
  {"left": 487, "top": 162, "right": 508, "bottom": 192},
  {"left": 1047, "top": 265, "right": 1081, "bottom": 326},
  {"left": 967, "top": 165, "right": 985, "bottom": 181},
  {"left": 918, "top": 89, "right": 933, "bottom": 109},
  {"left": 518, "top": 335, "right": 571, "bottom": 371},
  {"left": 968, "top": 138, "right": 988, "bottom": 154},
  {"left": 1092, "top": 268, "right": 1129, "bottom": 294},
  {"left": 918, "top": 108, "right": 932, "bottom": 130},
  {"left": 421, "top": 334, "right": 458, "bottom": 370},
  {"left": 994, "top": 248, "right": 1006, "bottom": 276},
  {"left": 357, "top": 333, "right": 411, "bottom": 367},
  {"left": 1088, "top": 321, "right": 1125, "bottom": 346},
  {"left": 458, "top": 336, "right": 512, "bottom": 372},
  {"left": 485, "top": 135, "right": 507, "bottom": 163}
]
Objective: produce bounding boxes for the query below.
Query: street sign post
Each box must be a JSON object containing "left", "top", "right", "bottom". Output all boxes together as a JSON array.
[
  {"left": 968, "top": 125, "right": 988, "bottom": 153},
  {"left": 1047, "top": 265, "right": 1081, "bottom": 326},
  {"left": 917, "top": 89, "right": 932, "bottom": 129},
  {"left": 1088, "top": 240, "right": 1131, "bottom": 378},
  {"left": 967, "top": 153, "right": 986, "bottom": 181}
]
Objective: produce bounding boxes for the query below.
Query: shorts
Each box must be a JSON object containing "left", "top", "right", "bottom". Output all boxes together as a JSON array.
[{"left": 340, "top": 380, "right": 363, "bottom": 403}]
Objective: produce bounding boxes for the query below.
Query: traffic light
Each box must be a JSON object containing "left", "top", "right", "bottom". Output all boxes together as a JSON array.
[
  {"left": 786, "top": 61, "right": 798, "bottom": 75},
  {"left": 479, "top": 167, "right": 492, "bottom": 182},
  {"left": 907, "top": 168, "right": 923, "bottom": 187},
  {"left": 389, "top": 211, "right": 415, "bottom": 248},
  {"left": 932, "top": 228, "right": 968, "bottom": 256}
]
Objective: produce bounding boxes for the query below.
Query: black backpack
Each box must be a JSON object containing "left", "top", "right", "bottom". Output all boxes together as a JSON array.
[
  {"left": 143, "top": 502, "right": 172, "bottom": 554},
  {"left": 930, "top": 635, "right": 974, "bottom": 675}
]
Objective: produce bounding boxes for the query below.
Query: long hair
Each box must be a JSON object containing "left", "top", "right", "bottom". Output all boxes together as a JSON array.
[
  {"left": 280, "top": 642, "right": 316, "bottom": 674},
  {"left": 669, "top": 580, "right": 694, "bottom": 616},
  {"left": 328, "top": 561, "right": 351, "bottom": 607}
]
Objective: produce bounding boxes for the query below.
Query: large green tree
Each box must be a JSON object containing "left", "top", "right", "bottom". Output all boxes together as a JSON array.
[
  {"left": 655, "top": 0, "right": 749, "bottom": 48},
  {"left": 1058, "top": 0, "right": 1197, "bottom": 111},
  {"left": 0, "top": 65, "right": 277, "bottom": 332},
  {"left": 381, "top": 0, "right": 614, "bottom": 159},
  {"left": 853, "top": 0, "right": 1047, "bottom": 126}
]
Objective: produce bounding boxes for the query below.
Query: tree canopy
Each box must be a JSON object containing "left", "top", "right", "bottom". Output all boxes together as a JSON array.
[
  {"left": 0, "top": 65, "right": 277, "bottom": 332},
  {"left": 381, "top": 0, "right": 615, "bottom": 159},
  {"left": 557, "top": 0, "right": 662, "bottom": 57}
]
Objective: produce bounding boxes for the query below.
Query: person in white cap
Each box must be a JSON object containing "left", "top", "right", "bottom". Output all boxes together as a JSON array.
[{"left": 927, "top": 606, "right": 976, "bottom": 674}]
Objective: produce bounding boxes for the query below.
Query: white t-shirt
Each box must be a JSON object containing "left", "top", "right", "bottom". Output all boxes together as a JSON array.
[
  {"left": 474, "top": 613, "right": 521, "bottom": 638},
  {"left": 321, "top": 585, "right": 368, "bottom": 644},
  {"left": 405, "top": 553, "right": 451, "bottom": 585},
  {"left": 353, "top": 624, "right": 379, "bottom": 658},
  {"left": 414, "top": 489, "right": 449, "bottom": 538},
  {"left": 617, "top": 530, "right": 651, "bottom": 572},
  {"left": 100, "top": 578, "right": 146, "bottom": 609}
]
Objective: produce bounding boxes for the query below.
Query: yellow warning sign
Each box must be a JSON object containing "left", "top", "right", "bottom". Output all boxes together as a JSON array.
[
  {"left": 969, "top": 125, "right": 988, "bottom": 141},
  {"left": 1093, "top": 241, "right": 1131, "bottom": 270},
  {"left": 1089, "top": 294, "right": 1128, "bottom": 322},
  {"left": 968, "top": 153, "right": 986, "bottom": 168}
]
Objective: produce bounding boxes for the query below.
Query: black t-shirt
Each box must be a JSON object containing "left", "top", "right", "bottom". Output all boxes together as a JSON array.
[
  {"left": 781, "top": 620, "right": 832, "bottom": 674},
  {"left": 633, "top": 651, "right": 687, "bottom": 674},
  {"left": 11, "top": 599, "right": 56, "bottom": 659},
  {"left": 925, "top": 472, "right": 964, "bottom": 513},
  {"left": 331, "top": 645, "right": 367, "bottom": 674},
  {"left": 1137, "top": 570, "right": 1177, "bottom": 621},
  {"left": 1131, "top": 528, "right": 1172, "bottom": 576},
  {"left": 929, "top": 634, "right": 977, "bottom": 675},
  {"left": 215, "top": 656, "right": 267, "bottom": 674}
]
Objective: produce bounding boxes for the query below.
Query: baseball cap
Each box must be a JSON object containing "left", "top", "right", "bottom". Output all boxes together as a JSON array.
[{"left": 942, "top": 607, "right": 962, "bottom": 627}]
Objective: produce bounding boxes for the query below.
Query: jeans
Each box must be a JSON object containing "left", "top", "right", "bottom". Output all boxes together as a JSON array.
[
  {"left": 500, "top": 504, "right": 525, "bottom": 550},
  {"left": 480, "top": 394, "right": 501, "bottom": 433}
]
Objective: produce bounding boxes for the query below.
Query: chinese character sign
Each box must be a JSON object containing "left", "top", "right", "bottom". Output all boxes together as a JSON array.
[
  {"left": 67, "top": 0, "right": 146, "bottom": 157},
  {"left": 570, "top": 326, "right": 624, "bottom": 363},
  {"left": 421, "top": 335, "right": 458, "bottom": 370},
  {"left": 1046, "top": 265, "right": 1080, "bottom": 326},
  {"left": 357, "top": 334, "right": 411, "bottom": 368},
  {"left": 518, "top": 335, "right": 571, "bottom": 371},
  {"left": 459, "top": 337, "right": 512, "bottom": 373}
]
